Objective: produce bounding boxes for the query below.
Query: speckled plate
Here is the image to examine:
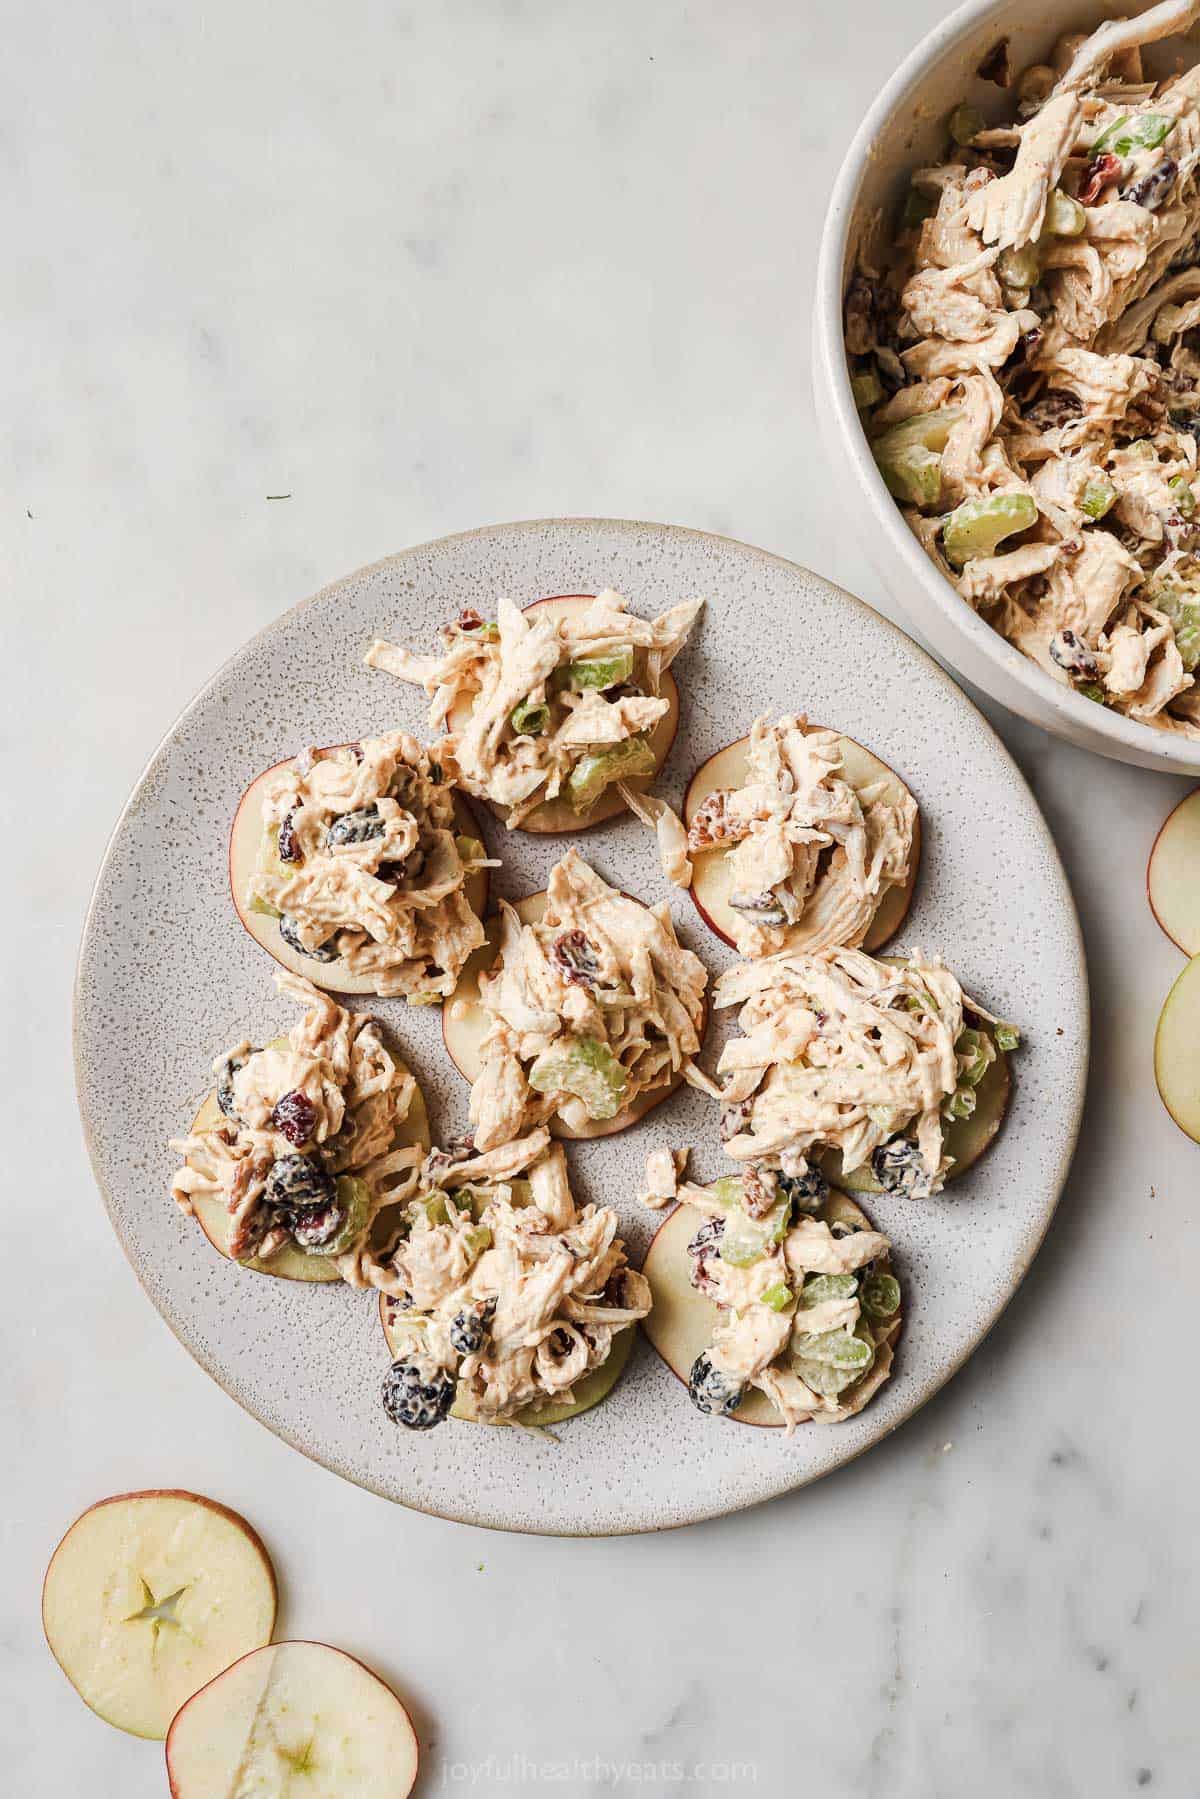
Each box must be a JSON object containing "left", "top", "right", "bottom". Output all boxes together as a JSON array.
[{"left": 74, "top": 519, "right": 1088, "bottom": 1535}]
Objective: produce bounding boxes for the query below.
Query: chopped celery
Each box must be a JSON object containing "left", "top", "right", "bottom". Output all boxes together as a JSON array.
[
  {"left": 405, "top": 993, "right": 442, "bottom": 1007},
  {"left": 761, "top": 1282, "right": 794, "bottom": 1313},
  {"left": 998, "top": 244, "right": 1040, "bottom": 290},
  {"left": 956, "top": 1027, "right": 995, "bottom": 1088},
  {"left": 942, "top": 492, "right": 1038, "bottom": 567},
  {"left": 871, "top": 409, "right": 962, "bottom": 508},
  {"left": 454, "top": 834, "right": 486, "bottom": 865},
  {"left": 1145, "top": 579, "right": 1200, "bottom": 671},
  {"left": 1092, "top": 113, "right": 1174, "bottom": 158},
  {"left": 1078, "top": 682, "right": 1113, "bottom": 705},
  {"left": 410, "top": 1191, "right": 449, "bottom": 1229},
  {"left": 566, "top": 735, "right": 656, "bottom": 811},
  {"left": 249, "top": 895, "right": 283, "bottom": 919},
  {"left": 556, "top": 646, "right": 634, "bottom": 692},
  {"left": 707, "top": 1175, "right": 748, "bottom": 1208},
  {"left": 1169, "top": 475, "right": 1196, "bottom": 519},
  {"left": 720, "top": 1196, "right": 791, "bottom": 1268},
  {"left": 527, "top": 1034, "right": 627, "bottom": 1120},
  {"left": 946, "top": 1087, "right": 977, "bottom": 1121},
  {"left": 800, "top": 1272, "right": 860, "bottom": 1306},
  {"left": 792, "top": 1327, "right": 874, "bottom": 1371},
  {"left": 510, "top": 698, "right": 550, "bottom": 735},
  {"left": 948, "top": 102, "right": 984, "bottom": 146},
  {"left": 851, "top": 370, "right": 884, "bottom": 411},
  {"left": 1044, "top": 188, "right": 1086, "bottom": 237},
  {"left": 1081, "top": 479, "right": 1116, "bottom": 520},
  {"left": 303, "top": 1175, "right": 370, "bottom": 1258},
  {"left": 464, "top": 1224, "right": 493, "bottom": 1260},
  {"left": 993, "top": 1023, "right": 1020, "bottom": 1053},
  {"left": 860, "top": 1273, "right": 902, "bottom": 1319}
]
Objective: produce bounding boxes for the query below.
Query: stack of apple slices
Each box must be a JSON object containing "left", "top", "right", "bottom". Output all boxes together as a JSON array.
[
  {"left": 1149, "top": 789, "right": 1200, "bottom": 1142},
  {"left": 42, "top": 1490, "right": 419, "bottom": 1793}
]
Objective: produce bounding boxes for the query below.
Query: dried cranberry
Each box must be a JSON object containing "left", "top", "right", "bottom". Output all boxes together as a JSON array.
[
  {"left": 277, "top": 810, "right": 300, "bottom": 863},
  {"left": 719, "top": 1097, "right": 753, "bottom": 1142},
  {"left": 1123, "top": 158, "right": 1177, "bottom": 213},
  {"left": 552, "top": 930, "right": 599, "bottom": 987},
  {"left": 271, "top": 1089, "right": 317, "bottom": 1146},
  {"left": 1079, "top": 153, "right": 1122, "bottom": 206},
  {"left": 457, "top": 608, "right": 485, "bottom": 631},
  {"left": 1025, "top": 392, "right": 1082, "bottom": 433}
]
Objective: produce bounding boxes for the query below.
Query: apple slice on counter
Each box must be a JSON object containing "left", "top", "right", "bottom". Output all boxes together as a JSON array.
[
  {"left": 1155, "top": 953, "right": 1200, "bottom": 1143},
  {"left": 818, "top": 1018, "right": 1011, "bottom": 1194},
  {"left": 683, "top": 728, "right": 920, "bottom": 953},
  {"left": 446, "top": 594, "right": 681, "bottom": 834},
  {"left": 42, "top": 1490, "right": 276, "bottom": 1740},
  {"left": 380, "top": 1289, "right": 637, "bottom": 1427},
  {"left": 187, "top": 1042, "right": 430, "bottom": 1283},
  {"left": 442, "top": 890, "right": 703, "bottom": 1138},
  {"left": 1148, "top": 788, "right": 1200, "bottom": 957},
  {"left": 642, "top": 1190, "right": 900, "bottom": 1427},
  {"left": 230, "top": 749, "right": 490, "bottom": 992},
  {"left": 166, "top": 1641, "right": 419, "bottom": 1797}
]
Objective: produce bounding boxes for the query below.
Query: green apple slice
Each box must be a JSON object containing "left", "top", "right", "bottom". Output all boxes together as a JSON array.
[
  {"left": 165, "top": 1641, "right": 419, "bottom": 1797},
  {"left": 42, "top": 1490, "right": 276, "bottom": 1741},
  {"left": 683, "top": 726, "right": 921, "bottom": 955},
  {"left": 1148, "top": 788, "right": 1200, "bottom": 958},
  {"left": 379, "top": 1291, "right": 637, "bottom": 1427},
  {"left": 1155, "top": 952, "right": 1200, "bottom": 1142},
  {"left": 641, "top": 1190, "right": 900, "bottom": 1428},
  {"left": 818, "top": 1017, "right": 1011, "bottom": 1194}
]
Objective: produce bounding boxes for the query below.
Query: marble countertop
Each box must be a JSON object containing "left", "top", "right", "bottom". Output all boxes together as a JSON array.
[{"left": 6, "top": 2, "right": 1198, "bottom": 1792}]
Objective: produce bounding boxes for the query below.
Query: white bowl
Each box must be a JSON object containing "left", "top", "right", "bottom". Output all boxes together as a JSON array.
[{"left": 814, "top": 0, "right": 1200, "bottom": 774}]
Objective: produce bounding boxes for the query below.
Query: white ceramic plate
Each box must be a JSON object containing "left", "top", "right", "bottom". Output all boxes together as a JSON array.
[{"left": 75, "top": 519, "right": 1088, "bottom": 1535}]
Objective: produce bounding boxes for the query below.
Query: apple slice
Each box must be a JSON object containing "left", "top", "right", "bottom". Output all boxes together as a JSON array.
[
  {"left": 186, "top": 1042, "right": 430, "bottom": 1284},
  {"left": 230, "top": 748, "right": 489, "bottom": 995},
  {"left": 380, "top": 1291, "right": 637, "bottom": 1427},
  {"left": 42, "top": 1490, "right": 276, "bottom": 1741},
  {"left": 1155, "top": 952, "right": 1200, "bottom": 1142},
  {"left": 642, "top": 1190, "right": 899, "bottom": 1428},
  {"left": 817, "top": 1019, "right": 1011, "bottom": 1194},
  {"left": 447, "top": 594, "right": 681, "bottom": 834},
  {"left": 683, "top": 727, "right": 920, "bottom": 954},
  {"left": 441, "top": 890, "right": 702, "bottom": 1139},
  {"left": 1148, "top": 788, "right": 1200, "bottom": 958},
  {"left": 166, "top": 1641, "right": 419, "bottom": 1798}
]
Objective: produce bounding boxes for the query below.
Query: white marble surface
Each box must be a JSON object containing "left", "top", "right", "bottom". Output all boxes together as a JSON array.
[{"left": 5, "top": 2, "right": 1199, "bottom": 1793}]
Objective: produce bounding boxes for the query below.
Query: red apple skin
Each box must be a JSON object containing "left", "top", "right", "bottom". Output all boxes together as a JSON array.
[
  {"left": 229, "top": 745, "right": 490, "bottom": 994},
  {"left": 1147, "top": 786, "right": 1200, "bottom": 957},
  {"left": 682, "top": 726, "right": 920, "bottom": 954},
  {"left": 441, "top": 888, "right": 707, "bottom": 1138},
  {"left": 164, "top": 1641, "right": 420, "bottom": 1799},
  {"left": 43, "top": 1490, "right": 278, "bottom": 1721}
]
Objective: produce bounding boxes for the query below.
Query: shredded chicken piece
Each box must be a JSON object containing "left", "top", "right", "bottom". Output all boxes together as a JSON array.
[
  {"left": 686, "top": 717, "right": 916, "bottom": 959},
  {"left": 638, "top": 1146, "right": 689, "bottom": 1209},
  {"left": 365, "top": 590, "right": 703, "bottom": 825},
  {"left": 617, "top": 783, "right": 693, "bottom": 888},
  {"left": 465, "top": 848, "right": 709, "bottom": 1151},
  {"left": 246, "top": 731, "right": 495, "bottom": 998},
  {"left": 169, "top": 972, "right": 423, "bottom": 1278},
  {"left": 711, "top": 945, "right": 1000, "bottom": 1191},
  {"left": 847, "top": 11, "right": 1200, "bottom": 739},
  {"left": 381, "top": 1141, "right": 650, "bottom": 1422}
]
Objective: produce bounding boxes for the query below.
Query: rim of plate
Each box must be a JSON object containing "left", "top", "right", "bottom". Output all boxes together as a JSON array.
[{"left": 74, "top": 517, "right": 1089, "bottom": 1534}]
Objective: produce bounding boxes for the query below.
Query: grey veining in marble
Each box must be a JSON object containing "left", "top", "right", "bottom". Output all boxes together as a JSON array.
[{"left": 4, "top": 1, "right": 1198, "bottom": 1793}]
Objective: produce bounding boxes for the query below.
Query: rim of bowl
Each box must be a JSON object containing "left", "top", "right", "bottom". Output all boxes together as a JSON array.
[{"left": 814, "top": 0, "right": 1200, "bottom": 773}]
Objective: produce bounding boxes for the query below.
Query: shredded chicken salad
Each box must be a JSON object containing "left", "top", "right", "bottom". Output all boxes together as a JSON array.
[
  {"left": 847, "top": 0, "right": 1200, "bottom": 737},
  {"left": 245, "top": 731, "right": 493, "bottom": 1000},
  {"left": 364, "top": 590, "right": 703, "bottom": 824},
  {"left": 648, "top": 1159, "right": 902, "bottom": 1431},
  {"left": 711, "top": 946, "right": 1018, "bottom": 1199},
  {"left": 170, "top": 972, "right": 425, "bottom": 1279},
  {"left": 687, "top": 716, "right": 917, "bottom": 957},
  {"left": 465, "top": 848, "right": 709, "bottom": 1151},
  {"left": 380, "top": 1132, "right": 651, "bottom": 1427}
]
